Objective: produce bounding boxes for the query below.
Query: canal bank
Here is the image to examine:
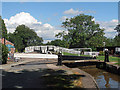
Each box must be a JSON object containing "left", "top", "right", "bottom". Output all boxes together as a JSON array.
[
  {"left": 96, "top": 61, "right": 120, "bottom": 75},
  {"left": 63, "top": 61, "right": 120, "bottom": 89},
  {"left": 47, "top": 64, "right": 99, "bottom": 89}
]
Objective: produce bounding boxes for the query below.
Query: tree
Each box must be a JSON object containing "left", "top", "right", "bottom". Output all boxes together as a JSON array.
[
  {"left": 46, "top": 39, "right": 67, "bottom": 47},
  {"left": 0, "top": 16, "right": 8, "bottom": 64},
  {"left": 2, "top": 44, "right": 8, "bottom": 64},
  {"left": 8, "top": 25, "right": 43, "bottom": 52},
  {"left": 56, "top": 14, "right": 105, "bottom": 49},
  {"left": 0, "top": 16, "right": 8, "bottom": 40},
  {"left": 104, "top": 38, "right": 115, "bottom": 46},
  {"left": 114, "top": 24, "right": 120, "bottom": 46},
  {"left": 114, "top": 24, "right": 120, "bottom": 36}
]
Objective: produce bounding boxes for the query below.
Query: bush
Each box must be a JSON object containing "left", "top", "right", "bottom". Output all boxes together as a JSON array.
[
  {"left": 99, "top": 51, "right": 104, "bottom": 56},
  {"left": 2, "top": 44, "right": 8, "bottom": 64},
  {"left": 15, "top": 48, "right": 18, "bottom": 52}
]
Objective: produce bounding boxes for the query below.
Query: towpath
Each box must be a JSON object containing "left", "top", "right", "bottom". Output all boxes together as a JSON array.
[{"left": 1, "top": 58, "right": 98, "bottom": 89}]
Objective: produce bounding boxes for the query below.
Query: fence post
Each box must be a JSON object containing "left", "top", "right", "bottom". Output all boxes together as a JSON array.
[{"left": 57, "top": 51, "right": 62, "bottom": 66}]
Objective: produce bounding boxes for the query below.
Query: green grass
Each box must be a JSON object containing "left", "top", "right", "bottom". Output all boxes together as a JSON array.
[
  {"left": 97, "top": 55, "right": 120, "bottom": 62},
  {"left": 80, "top": 54, "right": 91, "bottom": 57},
  {"left": 62, "top": 52, "right": 91, "bottom": 57},
  {"left": 62, "top": 52, "right": 78, "bottom": 56},
  {"left": 63, "top": 52, "right": 120, "bottom": 63}
]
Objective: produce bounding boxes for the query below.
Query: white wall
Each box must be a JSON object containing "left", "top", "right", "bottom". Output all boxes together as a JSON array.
[{"left": 14, "top": 53, "right": 58, "bottom": 58}]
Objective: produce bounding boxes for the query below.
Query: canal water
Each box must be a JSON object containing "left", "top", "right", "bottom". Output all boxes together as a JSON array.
[{"left": 78, "top": 65, "right": 120, "bottom": 89}]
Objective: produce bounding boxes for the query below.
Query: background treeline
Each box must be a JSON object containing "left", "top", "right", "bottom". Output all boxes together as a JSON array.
[
  {"left": 46, "top": 14, "right": 120, "bottom": 50},
  {"left": 1, "top": 14, "right": 120, "bottom": 53},
  {"left": 8, "top": 25, "right": 43, "bottom": 52}
]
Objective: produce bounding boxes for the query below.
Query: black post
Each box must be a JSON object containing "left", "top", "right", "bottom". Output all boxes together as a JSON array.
[
  {"left": 40, "top": 46, "right": 42, "bottom": 53},
  {"left": 47, "top": 46, "right": 49, "bottom": 51},
  {"left": 57, "top": 51, "right": 62, "bottom": 66},
  {"left": 104, "top": 49, "right": 109, "bottom": 62},
  {"left": 53, "top": 46, "right": 54, "bottom": 52}
]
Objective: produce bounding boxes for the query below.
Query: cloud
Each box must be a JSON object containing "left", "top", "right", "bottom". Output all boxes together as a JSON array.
[
  {"left": 63, "top": 8, "right": 96, "bottom": 15},
  {"left": 92, "top": 18, "right": 95, "bottom": 21},
  {"left": 4, "top": 12, "right": 63, "bottom": 43},
  {"left": 60, "top": 16, "right": 68, "bottom": 21},
  {"left": 96, "top": 19, "right": 118, "bottom": 38},
  {"left": 64, "top": 8, "right": 79, "bottom": 15},
  {"left": 4, "top": 12, "right": 42, "bottom": 33}
]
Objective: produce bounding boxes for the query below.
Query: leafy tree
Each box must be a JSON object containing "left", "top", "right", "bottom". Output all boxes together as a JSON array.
[
  {"left": 46, "top": 39, "right": 67, "bottom": 47},
  {"left": 114, "top": 24, "right": 120, "bottom": 36},
  {"left": 0, "top": 16, "right": 8, "bottom": 39},
  {"left": 114, "top": 24, "right": 120, "bottom": 46},
  {"left": 0, "top": 16, "right": 8, "bottom": 64},
  {"left": 8, "top": 25, "right": 43, "bottom": 52},
  {"left": 2, "top": 44, "right": 8, "bottom": 64},
  {"left": 114, "top": 35, "right": 120, "bottom": 46},
  {"left": 105, "top": 38, "right": 115, "bottom": 46},
  {"left": 56, "top": 14, "right": 105, "bottom": 49}
]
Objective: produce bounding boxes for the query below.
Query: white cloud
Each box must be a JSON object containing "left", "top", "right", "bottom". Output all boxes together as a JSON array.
[
  {"left": 96, "top": 19, "right": 118, "bottom": 38},
  {"left": 60, "top": 16, "right": 68, "bottom": 21},
  {"left": 92, "top": 18, "right": 95, "bottom": 21},
  {"left": 111, "top": 19, "right": 118, "bottom": 23},
  {"left": 64, "top": 8, "right": 79, "bottom": 15},
  {"left": 63, "top": 8, "right": 96, "bottom": 15},
  {"left": 4, "top": 12, "right": 63, "bottom": 43},
  {"left": 4, "top": 12, "right": 42, "bottom": 33}
]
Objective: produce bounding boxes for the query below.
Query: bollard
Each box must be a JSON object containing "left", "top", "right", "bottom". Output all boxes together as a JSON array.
[
  {"left": 104, "top": 49, "right": 109, "bottom": 62},
  {"left": 57, "top": 51, "right": 62, "bottom": 66},
  {"left": 47, "top": 46, "right": 49, "bottom": 51}
]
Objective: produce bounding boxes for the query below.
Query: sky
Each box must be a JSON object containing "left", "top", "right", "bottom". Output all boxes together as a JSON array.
[{"left": 2, "top": 2, "right": 119, "bottom": 43}]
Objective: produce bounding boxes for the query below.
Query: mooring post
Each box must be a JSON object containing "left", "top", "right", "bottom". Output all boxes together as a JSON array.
[
  {"left": 57, "top": 51, "right": 62, "bottom": 66},
  {"left": 104, "top": 49, "right": 109, "bottom": 62}
]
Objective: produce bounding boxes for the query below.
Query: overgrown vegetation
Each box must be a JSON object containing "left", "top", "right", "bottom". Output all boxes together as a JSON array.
[{"left": 2, "top": 44, "right": 8, "bottom": 64}]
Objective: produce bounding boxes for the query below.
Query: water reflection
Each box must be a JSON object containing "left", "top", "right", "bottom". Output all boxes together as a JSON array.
[
  {"left": 78, "top": 65, "right": 120, "bottom": 88},
  {"left": 103, "top": 72, "right": 110, "bottom": 88}
]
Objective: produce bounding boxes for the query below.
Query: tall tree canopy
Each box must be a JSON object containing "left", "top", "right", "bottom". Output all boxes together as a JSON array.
[
  {"left": 56, "top": 14, "right": 105, "bottom": 49},
  {"left": 114, "top": 24, "right": 120, "bottom": 36},
  {"left": 0, "top": 16, "right": 8, "bottom": 39},
  {"left": 46, "top": 39, "right": 67, "bottom": 47},
  {"left": 0, "top": 16, "right": 8, "bottom": 64},
  {"left": 114, "top": 24, "right": 120, "bottom": 46},
  {"left": 8, "top": 25, "right": 43, "bottom": 52}
]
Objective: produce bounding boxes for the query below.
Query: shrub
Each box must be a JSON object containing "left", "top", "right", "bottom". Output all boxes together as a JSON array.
[
  {"left": 99, "top": 51, "right": 104, "bottom": 56},
  {"left": 15, "top": 48, "right": 18, "bottom": 52},
  {"left": 2, "top": 44, "right": 8, "bottom": 64}
]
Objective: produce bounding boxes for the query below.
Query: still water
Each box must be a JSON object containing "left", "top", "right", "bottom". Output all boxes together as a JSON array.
[{"left": 78, "top": 65, "right": 120, "bottom": 88}]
